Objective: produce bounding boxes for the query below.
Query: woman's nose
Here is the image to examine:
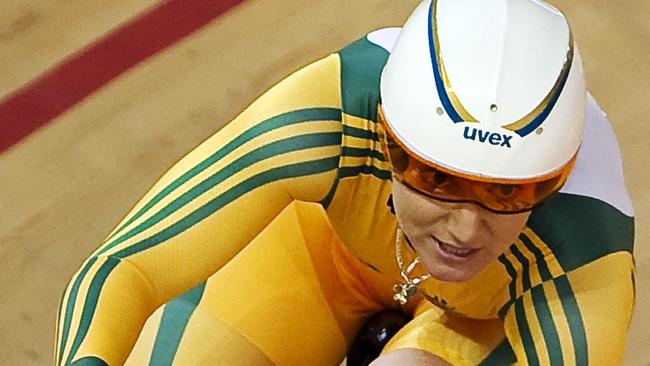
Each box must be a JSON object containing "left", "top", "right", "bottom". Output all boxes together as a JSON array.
[{"left": 447, "top": 203, "right": 487, "bottom": 243}]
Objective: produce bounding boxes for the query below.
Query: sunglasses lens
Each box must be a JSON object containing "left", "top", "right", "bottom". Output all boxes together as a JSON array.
[{"left": 379, "top": 124, "right": 567, "bottom": 214}]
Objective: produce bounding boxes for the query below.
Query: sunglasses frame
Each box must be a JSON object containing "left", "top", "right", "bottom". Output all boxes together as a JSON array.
[{"left": 377, "top": 106, "right": 576, "bottom": 215}]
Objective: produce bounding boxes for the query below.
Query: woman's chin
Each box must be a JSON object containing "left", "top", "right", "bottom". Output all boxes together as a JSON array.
[{"left": 422, "top": 261, "right": 482, "bottom": 283}]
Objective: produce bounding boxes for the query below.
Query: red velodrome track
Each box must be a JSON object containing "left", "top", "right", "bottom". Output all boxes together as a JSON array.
[{"left": 0, "top": 0, "right": 245, "bottom": 153}]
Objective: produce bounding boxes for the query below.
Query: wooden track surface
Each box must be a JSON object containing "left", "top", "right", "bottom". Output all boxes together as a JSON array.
[{"left": 0, "top": 0, "right": 648, "bottom": 365}]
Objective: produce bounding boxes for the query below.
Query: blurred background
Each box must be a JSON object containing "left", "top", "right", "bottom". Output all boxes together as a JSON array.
[{"left": 0, "top": 0, "right": 647, "bottom": 364}]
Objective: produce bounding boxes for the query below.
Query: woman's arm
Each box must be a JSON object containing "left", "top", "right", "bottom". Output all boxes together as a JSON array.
[{"left": 55, "top": 53, "right": 344, "bottom": 366}]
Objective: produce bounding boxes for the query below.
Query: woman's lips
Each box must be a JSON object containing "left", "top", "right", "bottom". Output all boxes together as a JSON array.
[{"left": 431, "top": 235, "right": 480, "bottom": 260}]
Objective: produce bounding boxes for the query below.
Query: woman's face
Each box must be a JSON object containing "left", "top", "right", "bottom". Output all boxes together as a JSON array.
[{"left": 391, "top": 179, "right": 530, "bottom": 282}]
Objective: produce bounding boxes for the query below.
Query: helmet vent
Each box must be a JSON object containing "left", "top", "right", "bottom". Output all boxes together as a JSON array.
[
  {"left": 436, "top": 107, "right": 445, "bottom": 116},
  {"left": 536, "top": 127, "right": 544, "bottom": 135},
  {"left": 490, "top": 104, "right": 498, "bottom": 112}
]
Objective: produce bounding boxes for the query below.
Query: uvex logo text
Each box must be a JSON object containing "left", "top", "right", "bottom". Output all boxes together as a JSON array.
[{"left": 463, "top": 127, "right": 513, "bottom": 148}]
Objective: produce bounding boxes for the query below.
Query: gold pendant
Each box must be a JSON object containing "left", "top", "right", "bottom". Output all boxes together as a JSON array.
[
  {"left": 393, "top": 282, "right": 418, "bottom": 305},
  {"left": 393, "top": 228, "right": 430, "bottom": 306}
]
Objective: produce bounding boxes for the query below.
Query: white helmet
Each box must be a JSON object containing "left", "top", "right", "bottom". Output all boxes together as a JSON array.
[{"left": 380, "top": 0, "right": 585, "bottom": 184}]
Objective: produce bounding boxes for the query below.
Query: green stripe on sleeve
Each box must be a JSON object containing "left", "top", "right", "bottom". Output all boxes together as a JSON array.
[
  {"left": 106, "top": 108, "right": 342, "bottom": 242},
  {"left": 499, "top": 237, "right": 570, "bottom": 365},
  {"left": 320, "top": 177, "right": 339, "bottom": 209},
  {"left": 99, "top": 132, "right": 341, "bottom": 256},
  {"left": 517, "top": 234, "right": 564, "bottom": 365},
  {"left": 498, "top": 254, "right": 518, "bottom": 319},
  {"left": 554, "top": 275, "right": 588, "bottom": 365},
  {"left": 114, "top": 156, "right": 340, "bottom": 258},
  {"left": 342, "top": 125, "right": 379, "bottom": 140},
  {"left": 514, "top": 298, "right": 540, "bottom": 366},
  {"left": 341, "top": 146, "right": 385, "bottom": 160},
  {"left": 65, "top": 257, "right": 121, "bottom": 366},
  {"left": 498, "top": 237, "right": 587, "bottom": 365},
  {"left": 58, "top": 256, "right": 99, "bottom": 365},
  {"left": 530, "top": 285, "right": 564, "bottom": 365},
  {"left": 150, "top": 282, "right": 206, "bottom": 366},
  {"left": 338, "top": 165, "right": 391, "bottom": 180},
  {"left": 519, "top": 233, "right": 553, "bottom": 281},
  {"left": 510, "top": 246, "right": 532, "bottom": 291},
  {"left": 55, "top": 295, "right": 63, "bottom": 361}
]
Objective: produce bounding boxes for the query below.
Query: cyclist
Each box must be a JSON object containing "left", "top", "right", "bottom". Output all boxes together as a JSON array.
[{"left": 56, "top": 0, "right": 635, "bottom": 365}]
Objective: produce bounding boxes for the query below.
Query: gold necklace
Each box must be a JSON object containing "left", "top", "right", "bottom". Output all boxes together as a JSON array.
[{"left": 393, "top": 228, "right": 431, "bottom": 305}]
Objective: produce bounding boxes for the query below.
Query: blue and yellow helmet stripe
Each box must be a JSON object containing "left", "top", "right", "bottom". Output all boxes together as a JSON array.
[
  {"left": 501, "top": 34, "right": 574, "bottom": 136},
  {"left": 427, "top": 0, "right": 479, "bottom": 123},
  {"left": 427, "top": 0, "right": 575, "bottom": 137}
]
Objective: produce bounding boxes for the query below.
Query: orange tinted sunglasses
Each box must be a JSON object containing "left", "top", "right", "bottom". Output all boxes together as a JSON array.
[{"left": 378, "top": 109, "right": 574, "bottom": 214}]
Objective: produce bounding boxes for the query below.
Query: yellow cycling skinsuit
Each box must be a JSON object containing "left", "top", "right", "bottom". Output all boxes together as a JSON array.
[{"left": 55, "top": 28, "right": 635, "bottom": 366}]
